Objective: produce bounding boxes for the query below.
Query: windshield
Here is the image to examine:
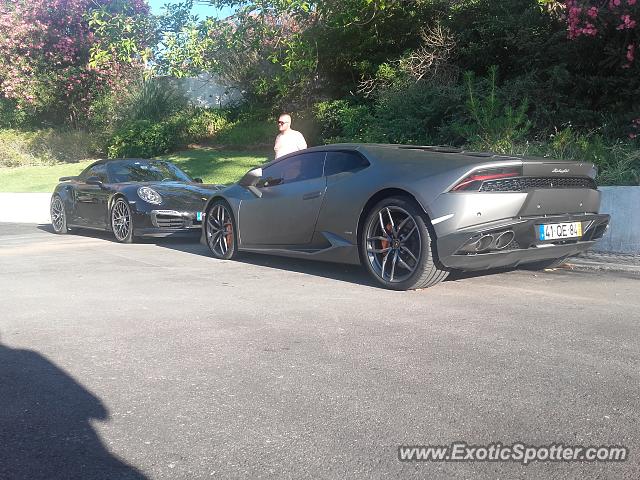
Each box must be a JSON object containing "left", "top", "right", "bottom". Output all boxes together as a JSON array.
[{"left": 106, "top": 160, "right": 192, "bottom": 183}]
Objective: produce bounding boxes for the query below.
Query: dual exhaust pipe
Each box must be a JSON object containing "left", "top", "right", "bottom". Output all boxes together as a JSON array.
[{"left": 465, "top": 230, "right": 515, "bottom": 253}]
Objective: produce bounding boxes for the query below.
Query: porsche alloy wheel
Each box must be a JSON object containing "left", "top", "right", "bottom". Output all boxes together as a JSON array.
[
  {"left": 51, "top": 195, "right": 68, "bottom": 234},
  {"left": 361, "top": 197, "right": 448, "bottom": 290},
  {"left": 111, "top": 198, "right": 134, "bottom": 243},
  {"left": 206, "top": 200, "right": 237, "bottom": 259}
]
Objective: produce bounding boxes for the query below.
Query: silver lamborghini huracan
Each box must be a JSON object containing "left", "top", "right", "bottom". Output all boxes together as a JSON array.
[{"left": 200, "top": 144, "right": 610, "bottom": 290}]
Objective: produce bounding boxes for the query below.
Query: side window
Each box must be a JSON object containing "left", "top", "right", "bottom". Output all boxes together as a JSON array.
[
  {"left": 324, "top": 151, "right": 369, "bottom": 176},
  {"left": 258, "top": 152, "right": 325, "bottom": 187},
  {"left": 93, "top": 164, "right": 109, "bottom": 183},
  {"left": 82, "top": 164, "right": 108, "bottom": 183},
  {"left": 78, "top": 165, "right": 93, "bottom": 180}
]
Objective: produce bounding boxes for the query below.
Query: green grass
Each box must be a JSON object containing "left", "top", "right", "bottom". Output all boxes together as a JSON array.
[
  {"left": 159, "top": 147, "right": 269, "bottom": 185},
  {"left": 0, "top": 160, "right": 95, "bottom": 192},
  {"left": 216, "top": 119, "right": 274, "bottom": 147},
  {"left": 0, "top": 147, "right": 270, "bottom": 192}
]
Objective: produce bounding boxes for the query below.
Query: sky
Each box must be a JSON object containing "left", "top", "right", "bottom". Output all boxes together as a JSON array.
[{"left": 147, "top": 0, "right": 235, "bottom": 19}]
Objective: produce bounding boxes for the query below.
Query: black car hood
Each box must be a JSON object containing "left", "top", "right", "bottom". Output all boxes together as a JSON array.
[{"left": 130, "top": 182, "right": 221, "bottom": 211}]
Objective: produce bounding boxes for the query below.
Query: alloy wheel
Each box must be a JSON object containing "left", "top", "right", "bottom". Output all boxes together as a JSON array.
[
  {"left": 112, "top": 199, "right": 131, "bottom": 242},
  {"left": 51, "top": 196, "right": 66, "bottom": 233},
  {"left": 365, "top": 205, "right": 422, "bottom": 283},
  {"left": 206, "top": 203, "right": 234, "bottom": 257}
]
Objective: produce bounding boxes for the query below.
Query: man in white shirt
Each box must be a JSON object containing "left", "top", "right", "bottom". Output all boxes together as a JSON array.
[{"left": 274, "top": 114, "right": 307, "bottom": 159}]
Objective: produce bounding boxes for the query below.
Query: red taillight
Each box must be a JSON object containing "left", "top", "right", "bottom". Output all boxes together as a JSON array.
[{"left": 450, "top": 167, "right": 522, "bottom": 192}]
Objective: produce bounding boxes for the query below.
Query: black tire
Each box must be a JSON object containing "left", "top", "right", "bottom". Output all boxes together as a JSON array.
[
  {"left": 111, "top": 197, "right": 134, "bottom": 243},
  {"left": 205, "top": 199, "right": 237, "bottom": 259},
  {"left": 360, "top": 196, "right": 449, "bottom": 290},
  {"left": 50, "top": 194, "right": 69, "bottom": 234}
]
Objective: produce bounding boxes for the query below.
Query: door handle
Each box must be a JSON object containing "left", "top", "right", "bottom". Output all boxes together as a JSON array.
[{"left": 303, "top": 191, "right": 322, "bottom": 200}]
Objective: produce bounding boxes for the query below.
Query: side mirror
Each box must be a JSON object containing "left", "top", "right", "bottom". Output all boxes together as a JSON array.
[
  {"left": 59, "top": 176, "right": 77, "bottom": 182},
  {"left": 193, "top": 177, "right": 203, "bottom": 184},
  {"left": 238, "top": 168, "right": 263, "bottom": 198},
  {"left": 85, "top": 176, "right": 104, "bottom": 187},
  {"left": 238, "top": 167, "right": 263, "bottom": 187}
]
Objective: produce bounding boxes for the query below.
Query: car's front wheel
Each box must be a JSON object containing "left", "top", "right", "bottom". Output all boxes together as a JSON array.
[
  {"left": 50, "top": 194, "right": 69, "bottom": 234},
  {"left": 205, "top": 200, "right": 237, "bottom": 259},
  {"left": 111, "top": 197, "right": 134, "bottom": 243},
  {"left": 360, "top": 197, "right": 448, "bottom": 290}
]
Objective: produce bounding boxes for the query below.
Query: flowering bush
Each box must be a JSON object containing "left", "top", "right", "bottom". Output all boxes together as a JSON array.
[
  {"left": 563, "top": 0, "right": 639, "bottom": 66},
  {"left": 0, "top": 0, "right": 149, "bottom": 126}
]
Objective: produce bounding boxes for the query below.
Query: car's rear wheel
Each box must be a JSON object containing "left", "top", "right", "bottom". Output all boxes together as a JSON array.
[
  {"left": 50, "top": 195, "right": 69, "bottom": 234},
  {"left": 111, "top": 198, "right": 134, "bottom": 243},
  {"left": 205, "top": 200, "right": 237, "bottom": 259},
  {"left": 360, "top": 197, "right": 448, "bottom": 290}
]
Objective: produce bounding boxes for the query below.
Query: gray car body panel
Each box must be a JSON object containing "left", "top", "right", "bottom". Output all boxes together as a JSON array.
[{"left": 202, "top": 144, "right": 609, "bottom": 270}]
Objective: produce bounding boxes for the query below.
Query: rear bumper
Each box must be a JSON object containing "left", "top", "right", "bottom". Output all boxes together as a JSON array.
[{"left": 437, "top": 213, "right": 610, "bottom": 271}]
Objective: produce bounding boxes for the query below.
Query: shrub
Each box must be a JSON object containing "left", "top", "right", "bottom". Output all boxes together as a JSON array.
[
  {"left": 454, "top": 66, "right": 531, "bottom": 154},
  {"left": 0, "top": 0, "right": 149, "bottom": 127},
  {"left": 525, "top": 128, "right": 640, "bottom": 186},
  {"left": 185, "top": 109, "right": 230, "bottom": 142},
  {"left": 562, "top": 0, "right": 640, "bottom": 67},
  {"left": 85, "top": 77, "right": 189, "bottom": 135},
  {"left": 87, "top": 89, "right": 130, "bottom": 133},
  {"left": 370, "top": 82, "right": 465, "bottom": 145},
  {"left": 123, "top": 78, "right": 189, "bottom": 122},
  {"left": 596, "top": 149, "right": 640, "bottom": 186},
  {"left": 0, "top": 129, "right": 99, "bottom": 167},
  {"left": 0, "top": 97, "right": 30, "bottom": 129},
  {"left": 106, "top": 116, "right": 190, "bottom": 158},
  {"left": 312, "top": 100, "right": 374, "bottom": 144}
]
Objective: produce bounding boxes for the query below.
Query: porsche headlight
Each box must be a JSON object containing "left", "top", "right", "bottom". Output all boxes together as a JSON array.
[{"left": 137, "top": 186, "right": 162, "bottom": 204}]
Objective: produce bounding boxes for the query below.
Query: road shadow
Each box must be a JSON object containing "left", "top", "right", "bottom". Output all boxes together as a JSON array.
[
  {"left": 445, "top": 266, "right": 519, "bottom": 282},
  {"left": 156, "top": 238, "right": 381, "bottom": 287},
  {"left": 157, "top": 239, "right": 522, "bottom": 288},
  {"left": 36, "top": 223, "right": 114, "bottom": 241},
  {"left": 36, "top": 223, "right": 55, "bottom": 234},
  {"left": 33, "top": 223, "right": 526, "bottom": 287},
  {"left": 36, "top": 224, "right": 201, "bottom": 244},
  {"left": 235, "top": 252, "right": 380, "bottom": 287},
  {"left": 0, "top": 339, "right": 147, "bottom": 480}
]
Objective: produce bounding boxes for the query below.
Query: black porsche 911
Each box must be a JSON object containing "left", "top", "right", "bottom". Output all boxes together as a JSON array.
[{"left": 50, "top": 159, "right": 220, "bottom": 242}]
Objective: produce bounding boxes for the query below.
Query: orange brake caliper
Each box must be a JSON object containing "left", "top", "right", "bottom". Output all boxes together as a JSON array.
[
  {"left": 380, "top": 223, "right": 393, "bottom": 250},
  {"left": 224, "top": 222, "right": 233, "bottom": 246}
]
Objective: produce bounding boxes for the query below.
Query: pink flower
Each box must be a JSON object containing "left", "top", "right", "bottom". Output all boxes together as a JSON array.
[
  {"left": 626, "top": 43, "right": 635, "bottom": 62},
  {"left": 617, "top": 14, "right": 637, "bottom": 29}
]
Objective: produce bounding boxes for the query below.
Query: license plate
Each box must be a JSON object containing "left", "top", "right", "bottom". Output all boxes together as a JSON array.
[
  {"left": 196, "top": 211, "right": 203, "bottom": 221},
  {"left": 538, "top": 222, "right": 582, "bottom": 241}
]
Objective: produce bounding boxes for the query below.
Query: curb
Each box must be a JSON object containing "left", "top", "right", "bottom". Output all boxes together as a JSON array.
[
  {"left": 562, "top": 253, "right": 640, "bottom": 276},
  {"left": 0, "top": 193, "right": 51, "bottom": 224}
]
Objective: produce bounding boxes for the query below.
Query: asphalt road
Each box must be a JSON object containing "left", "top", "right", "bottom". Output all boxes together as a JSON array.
[{"left": 1, "top": 223, "right": 639, "bottom": 480}]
